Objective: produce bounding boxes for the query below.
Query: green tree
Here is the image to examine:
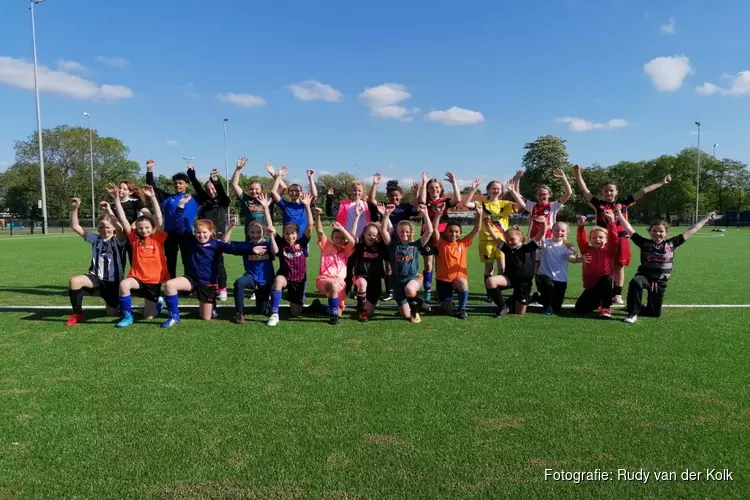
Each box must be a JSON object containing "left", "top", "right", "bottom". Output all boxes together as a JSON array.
[{"left": 521, "top": 135, "right": 570, "bottom": 201}]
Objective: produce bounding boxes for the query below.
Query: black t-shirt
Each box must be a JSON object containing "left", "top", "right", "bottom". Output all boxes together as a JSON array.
[
  {"left": 351, "top": 241, "right": 389, "bottom": 278},
  {"left": 498, "top": 240, "right": 539, "bottom": 281},
  {"left": 630, "top": 233, "right": 685, "bottom": 280}
]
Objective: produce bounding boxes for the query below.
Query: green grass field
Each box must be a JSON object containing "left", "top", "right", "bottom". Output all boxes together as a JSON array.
[{"left": 1, "top": 228, "right": 749, "bottom": 499}]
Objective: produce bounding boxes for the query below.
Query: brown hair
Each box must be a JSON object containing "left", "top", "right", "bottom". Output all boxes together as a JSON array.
[
  {"left": 537, "top": 184, "right": 553, "bottom": 197},
  {"left": 194, "top": 219, "right": 217, "bottom": 238},
  {"left": 97, "top": 214, "right": 118, "bottom": 227},
  {"left": 649, "top": 220, "right": 670, "bottom": 232},
  {"left": 119, "top": 179, "right": 143, "bottom": 201},
  {"left": 486, "top": 180, "right": 503, "bottom": 193},
  {"left": 426, "top": 178, "right": 445, "bottom": 199},
  {"left": 246, "top": 221, "right": 265, "bottom": 239},
  {"left": 397, "top": 220, "right": 415, "bottom": 234},
  {"left": 505, "top": 226, "right": 526, "bottom": 242},
  {"left": 283, "top": 222, "right": 300, "bottom": 234}
]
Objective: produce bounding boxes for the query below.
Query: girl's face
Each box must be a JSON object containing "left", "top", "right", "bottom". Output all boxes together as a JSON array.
[
  {"left": 601, "top": 184, "right": 618, "bottom": 202},
  {"left": 551, "top": 223, "right": 568, "bottom": 242},
  {"left": 248, "top": 225, "right": 264, "bottom": 243},
  {"left": 488, "top": 182, "right": 502, "bottom": 199},
  {"left": 589, "top": 229, "right": 607, "bottom": 248},
  {"left": 388, "top": 190, "right": 403, "bottom": 205},
  {"left": 649, "top": 224, "right": 668, "bottom": 243},
  {"left": 287, "top": 185, "right": 301, "bottom": 201},
  {"left": 445, "top": 224, "right": 461, "bottom": 243},
  {"left": 205, "top": 182, "right": 217, "bottom": 199},
  {"left": 195, "top": 225, "right": 212, "bottom": 244},
  {"left": 248, "top": 182, "right": 262, "bottom": 198},
  {"left": 283, "top": 226, "right": 298, "bottom": 245},
  {"left": 363, "top": 226, "right": 379, "bottom": 245},
  {"left": 332, "top": 231, "right": 348, "bottom": 248},
  {"left": 427, "top": 181, "right": 442, "bottom": 200},
  {"left": 536, "top": 187, "right": 551, "bottom": 203},
  {"left": 135, "top": 219, "right": 154, "bottom": 239},
  {"left": 97, "top": 219, "right": 116, "bottom": 239},
  {"left": 350, "top": 184, "right": 364, "bottom": 201},
  {"left": 397, "top": 224, "right": 413, "bottom": 243},
  {"left": 118, "top": 183, "right": 132, "bottom": 200},
  {"left": 506, "top": 232, "right": 523, "bottom": 248}
]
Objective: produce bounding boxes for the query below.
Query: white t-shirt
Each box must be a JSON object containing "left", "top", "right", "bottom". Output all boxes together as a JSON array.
[
  {"left": 526, "top": 200, "right": 564, "bottom": 239},
  {"left": 538, "top": 238, "right": 574, "bottom": 282}
]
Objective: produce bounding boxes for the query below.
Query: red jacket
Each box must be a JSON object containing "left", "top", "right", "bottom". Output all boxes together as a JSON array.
[{"left": 577, "top": 222, "right": 619, "bottom": 289}]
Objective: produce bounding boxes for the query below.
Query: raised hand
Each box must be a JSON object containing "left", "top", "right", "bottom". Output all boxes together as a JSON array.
[
  {"left": 146, "top": 159, "right": 155, "bottom": 171},
  {"left": 572, "top": 164, "right": 580, "bottom": 174},
  {"left": 267, "top": 225, "right": 276, "bottom": 236},
  {"left": 515, "top": 169, "right": 525, "bottom": 178},
  {"left": 331, "top": 221, "right": 343, "bottom": 231},
  {"left": 278, "top": 165, "right": 288, "bottom": 177},
  {"left": 178, "top": 194, "right": 192, "bottom": 208},
  {"left": 583, "top": 254, "right": 592, "bottom": 264},
  {"left": 327, "top": 187, "right": 334, "bottom": 196},
  {"left": 471, "top": 178, "right": 481, "bottom": 191},
  {"left": 444, "top": 172, "right": 456, "bottom": 184},
  {"left": 142, "top": 185, "right": 155, "bottom": 198},
  {"left": 577, "top": 215, "right": 587, "bottom": 227},
  {"left": 236, "top": 157, "right": 248, "bottom": 170},
  {"left": 306, "top": 169, "right": 315, "bottom": 177},
  {"left": 107, "top": 183, "right": 118, "bottom": 198},
  {"left": 299, "top": 191, "right": 312, "bottom": 206},
  {"left": 411, "top": 182, "right": 420, "bottom": 195},
  {"left": 506, "top": 179, "right": 517, "bottom": 192},
  {"left": 210, "top": 168, "right": 220, "bottom": 180},
  {"left": 253, "top": 245, "right": 268, "bottom": 255},
  {"left": 258, "top": 192, "right": 271, "bottom": 207},
  {"left": 71, "top": 197, "right": 82, "bottom": 208},
  {"left": 354, "top": 202, "right": 364, "bottom": 217},
  {"left": 603, "top": 209, "right": 615, "bottom": 223},
  {"left": 312, "top": 207, "right": 323, "bottom": 218},
  {"left": 264, "top": 163, "right": 274, "bottom": 176},
  {"left": 99, "top": 201, "right": 111, "bottom": 211},
  {"left": 373, "top": 173, "right": 382, "bottom": 185},
  {"left": 663, "top": 174, "right": 672, "bottom": 184},
  {"left": 187, "top": 164, "right": 195, "bottom": 172},
  {"left": 433, "top": 202, "right": 446, "bottom": 215},
  {"left": 707, "top": 211, "right": 716, "bottom": 220},
  {"left": 385, "top": 204, "right": 396, "bottom": 215},
  {"left": 376, "top": 202, "right": 386, "bottom": 216},
  {"left": 417, "top": 203, "right": 429, "bottom": 216},
  {"left": 422, "top": 171, "right": 430, "bottom": 183},
  {"left": 474, "top": 203, "right": 484, "bottom": 215},
  {"left": 229, "top": 217, "right": 239, "bottom": 228},
  {"left": 552, "top": 168, "right": 565, "bottom": 178}
]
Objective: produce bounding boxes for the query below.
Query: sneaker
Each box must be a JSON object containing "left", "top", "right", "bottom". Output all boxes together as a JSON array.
[
  {"left": 217, "top": 289, "right": 228, "bottom": 301},
  {"left": 599, "top": 308, "right": 612, "bottom": 319},
  {"left": 542, "top": 306, "right": 554, "bottom": 315},
  {"left": 64, "top": 313, "right": 85, "bottom": 326},
  {"left": 233, "top": 313, "right": 245, "bottom": 324},
  {"left": 249, "top": 292, "right": 256, "bottom": 301},
  {"left": 382, "top": 292, "right": 394, "bottom": 302},
  {"left": 613, "top": 295, "right": 624, "bottom": 305},
  {"left": 530, "top": 292, "right": 542, "bottom": 307},
  {"left": 155, "top": 297, "right": 165, "bottom": 316},
  {"left": 115, "top": 312, "right": 134, "bottom": 328},
  {"left": 310, "top": 298, "right": 323, "bottom": 314},
  {"left": 457, "top": 309, "right": 468, "bottom": 320},
  {"left": 211, "top": 308, "right": 219, "bottom": 319},
  {"left": 495, "top": 307, "right": 510, "bottom": 318},
  {"left": 161, "top": 315, "right": 181, "bottom": 328},
  {"left": 410, "top": 312, "right": 422, "bottom": 324},
  {"left": 359, "top": 311, "right": 369, "bottom": 322},
  {"left": 329, "top": 314, "right": 340, "bottom": 325},
  {"left": 423, "top": 291, "right": 432, "bottom": 304},
  {"left": 623, "top": 315, "right": 638, "bottom": 324},
  {"left": 266, "top": 313, "right": 279, "bottom": 327}
]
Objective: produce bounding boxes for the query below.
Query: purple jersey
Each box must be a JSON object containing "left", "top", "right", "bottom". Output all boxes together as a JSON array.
[{"left": 275, "top": 234, "right": 309, "bottom": 281}]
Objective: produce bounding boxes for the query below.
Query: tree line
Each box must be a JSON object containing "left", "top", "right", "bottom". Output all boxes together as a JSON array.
[{"left": 1, "top": 127, "right": 748, "bottom": 224}]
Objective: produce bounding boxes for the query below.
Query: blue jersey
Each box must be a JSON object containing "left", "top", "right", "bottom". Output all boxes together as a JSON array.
[
  {"left": 277, "top": 198, "right": 307, "bottom": 235},
  {"left": 389, "top": 202, "right": 415, "bottom": 227},
  {"left": 162, "top": 194, "right": 199, "bottom": 233},
  {"left": 241, "top": 241, "right": 276, "bottom": 286}
]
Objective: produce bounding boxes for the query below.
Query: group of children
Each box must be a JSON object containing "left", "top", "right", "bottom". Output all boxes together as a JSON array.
[{"left": 65, "top": 159, "right": 715, "bottom": 328}]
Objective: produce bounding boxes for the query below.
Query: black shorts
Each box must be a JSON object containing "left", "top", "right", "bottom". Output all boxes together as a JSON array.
[
  {"left": 132, "top": 279, "right": 162, "bottom": 303},
  {"left": 353, "top": 275, "right": 382, "bottom": 305},
  {"left": 186, "top": 276, "right": 218, "bottom": 303},
  {"left": 390, "top": 275, "right": 419, "bottom": 306},
  {"left": 504, "top": 276, "right": 532, "bottom": 305},
  {"left": 286, "top": 280, "right": 305, "bottom": 305},
  {"left": 85, "top": 273, "right": 120, "bottom": 309}
]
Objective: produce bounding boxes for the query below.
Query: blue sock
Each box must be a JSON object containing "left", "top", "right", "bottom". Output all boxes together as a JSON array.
[
  {"left": 119, "top": 295, "right": 132, "bottom": 315},
  {"left": 458, "top": 290, "right": 469, "bottom": 310},
  {"left": 329, "top": 297, "right": 339, "bottom": 315},
  {"left": 271, "top": 290, "right": 282, "bottom": 314},
  {"left": 165, "top": 294, "right": 179, "bottom": 317},
  {"left": 424, "top": 272, "right": 433, "bottom": 292}
]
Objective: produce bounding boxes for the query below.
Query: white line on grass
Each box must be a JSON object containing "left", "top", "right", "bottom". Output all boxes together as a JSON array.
[{"left": 0, "top": 233, "right": 79, "bottom": 242}]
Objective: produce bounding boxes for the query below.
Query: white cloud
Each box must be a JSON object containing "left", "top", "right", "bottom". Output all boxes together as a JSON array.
[
  {"left": 0, "top": 56, "right": 134, "bottom": 101},
  {"left": 286, "top": 80, "right": 342, "bottom": 102},
  {"left": 556, "top": 116, "right": 630, "bottom": 132},
  {"left": 166, "top": 140, "right": 179, "bottom": 146},
  {"left": 216, "top": 92, "right": 266, "bottom": 108},
  {"left": 94, "top": 56, "right": 130, "bottom": 68},
  {"left": 644, "top": 55, "right": 693, "bottom": 92},
  {"left": 660, "top": 18, "right": 676, "bottom": 34},
  {"left": 360, "top": 83, "right": 419, "bottom": 121},
  {"left": 318, "top": 170, "right": 334, "bottom": 176},
  {"left": 56, "top": 59, "right": 86, "bottom": 74},
  {"left": 181, "top": 82, "right": 200, "bottom": 99},
  {"left": 696, "top": 71, "right": 750, "bottom": 96},
  {"left": 426, "top": 106, "right": 485, "bottom": 126}
]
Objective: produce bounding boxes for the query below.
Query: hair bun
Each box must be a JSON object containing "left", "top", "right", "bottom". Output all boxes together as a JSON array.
[{"left": 386, "top": 180, "right": 399, "bottom": 187}]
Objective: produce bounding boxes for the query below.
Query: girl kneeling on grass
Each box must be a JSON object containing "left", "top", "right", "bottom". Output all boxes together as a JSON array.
[
  {"left": 432, "top": 203, "right": 483, "bottom": 319},
  {"left": 313, "top": 206, "right": 357, "bottom": 325},
  {"left": 65, "top": 198, "right": 127, "bottom": 326},
  {"left": 159, "top": 195, "right": 263, "bottom": 328},
  {"left": 536, "top": 222, "right": 583, "bottom": 315},
  {"left": 574, "top": 210, "right": 618, "bottom": 319},
  {"left": 267, "top": 193, "right": 314, "bottom": 327},
  {"left": 379, "top": 204, "right": 434, "bottom": 323},
  {"left": 615, "top": 208, "right": 716, "bottom": 324},
  {"left": 350, "top": 204, "right": 390, "bottom": 322},
  {"left": 484, "top": 217, "right": 545, "bottom": 317},
  {"left": 111, "top": 184, "right": 168, "bottom": 328}
]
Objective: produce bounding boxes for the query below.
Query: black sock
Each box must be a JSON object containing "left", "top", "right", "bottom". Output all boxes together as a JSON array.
[
  {"left": 409, "top": 297, "right": 423, "bottom": 312},
  {"left": 613, "top": 285, "right": 623, "bottom": 296},
  {"left": 488, "top": 288, "right": 506, "bottom": 309},
  {"left": 357, "top": 293, "right": 366, "bottom": 313},
  {"left": 69, "top": 289, "right": 84, "bottom": 314},
  {"left": 484, "top": 276, "right": 492, "bottom": 297}
]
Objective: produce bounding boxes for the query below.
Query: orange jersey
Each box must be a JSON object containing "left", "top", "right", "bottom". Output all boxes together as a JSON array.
[
  {"left": 127, "top": 229, "right": 169, "bottom": 284},
  {"left": 435, "top": 237, "right": 473, "bottom": 282}
]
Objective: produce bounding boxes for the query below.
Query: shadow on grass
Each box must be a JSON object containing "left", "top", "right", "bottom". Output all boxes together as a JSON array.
[{"left": 0, "top": 286, "right": 69, "bottom": 297}]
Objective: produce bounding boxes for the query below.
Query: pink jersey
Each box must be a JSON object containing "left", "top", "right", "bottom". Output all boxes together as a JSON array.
[
  {"left": 526, "top": 200, "right": 564, "bottom": 239},
  {"left": 318, "top": 240, "right": 354, "bottom": 280}
]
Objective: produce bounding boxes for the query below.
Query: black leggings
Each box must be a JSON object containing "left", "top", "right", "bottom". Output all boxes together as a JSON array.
[
  {"left": 535, "top": 274, "right": 567, "bottom": 312},
  {"left": 627, "top": 275, "right": 667, "bottom": 317},
  {"left": 574, "top": 275, "right": 613, "bottom": 313}
]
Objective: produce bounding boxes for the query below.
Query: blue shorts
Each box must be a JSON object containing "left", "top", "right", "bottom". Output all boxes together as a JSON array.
[{"left": 437, "top": 280, "right": 455, "bottom": 302}]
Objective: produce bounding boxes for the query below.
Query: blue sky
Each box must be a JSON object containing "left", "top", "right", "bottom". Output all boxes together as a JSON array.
[{"left": 1, "top": 0, "right": 748, "bottom": 186}]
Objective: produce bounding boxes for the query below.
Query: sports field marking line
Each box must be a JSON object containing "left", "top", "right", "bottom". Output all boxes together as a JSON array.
[
  {"left": 0, "top": 233, "right": 79, "bottom": 241},
  {"left": 1, "top": 304, "right": 748, "bottom": 311}
]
